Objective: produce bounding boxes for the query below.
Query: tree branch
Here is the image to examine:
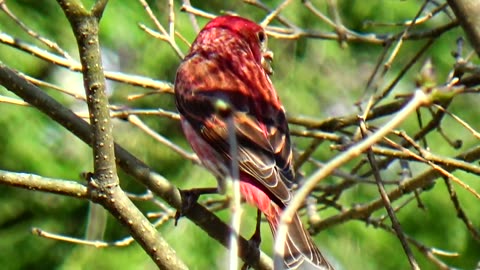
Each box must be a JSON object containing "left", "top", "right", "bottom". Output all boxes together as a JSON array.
[
  {"left": 447, "top": 0, "right": 480, "bottom": 56},
  {"left": 0, "top": 169, "right": 88, "bottom": 198},
  {"left": 274, "top": 90, "right": 431, "bottom": 267},
  {"left": 0, "top": 64, "right": 272, "bottom": 270}
]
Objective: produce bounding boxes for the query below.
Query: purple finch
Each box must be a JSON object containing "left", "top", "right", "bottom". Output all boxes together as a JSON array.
[{"left": 175, "top": 15, "right": 334, "bottom": 270}]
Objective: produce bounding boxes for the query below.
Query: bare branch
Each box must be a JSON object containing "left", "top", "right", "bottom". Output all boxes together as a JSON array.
[
  {"left": 447, "top": 0, "right": 480, "bottom": 56},
  {"left": 0, "top": 169, "right": 88, "bottom": 197}
]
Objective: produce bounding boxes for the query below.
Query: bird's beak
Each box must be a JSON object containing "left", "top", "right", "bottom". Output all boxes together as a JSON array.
[{"left": 262, "top": 50, "right": 274, "bottom": 75}]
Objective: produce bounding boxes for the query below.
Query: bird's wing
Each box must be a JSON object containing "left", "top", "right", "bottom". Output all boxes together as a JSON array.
[{"left": 175, "top": 52, "right": 294, "bottom": 206}]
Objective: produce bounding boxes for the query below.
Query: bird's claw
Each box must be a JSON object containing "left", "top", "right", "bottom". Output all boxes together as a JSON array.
[
  {"left": 175, "top": 189, "right": 200, "bottom": 226},
  {"left": 241, "top": 237, "right": 261, "bottom": 270},
  {"left": 241, "top": 210, "right": 262, "bottom": 270},
  {"left": 174, "top": 187, "right": 218, "bottom": 225}
]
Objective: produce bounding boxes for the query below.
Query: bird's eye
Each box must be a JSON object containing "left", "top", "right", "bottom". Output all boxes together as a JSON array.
[{"left": 257, "top": 31, "right": 266, "bottom": 43}]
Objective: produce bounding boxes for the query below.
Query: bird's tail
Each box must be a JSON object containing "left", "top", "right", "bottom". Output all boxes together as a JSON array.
[{"left": 266, "top": 206, "right": 334, "bottom": 270}]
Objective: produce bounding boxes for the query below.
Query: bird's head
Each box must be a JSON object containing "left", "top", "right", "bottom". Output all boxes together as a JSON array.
[{"left": 198, "top": 15, "right": 274, "bottom": 75}]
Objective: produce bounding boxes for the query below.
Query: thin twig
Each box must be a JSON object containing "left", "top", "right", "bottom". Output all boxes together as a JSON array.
[
  {"left": 0, "top": 0, "right": 72, "bottom": 60},
  {"left": 443, "top": 178, "right": 480, "bottom": 242},
  {"left": 0, "top": 33, "right": 173, "bottom": 92},
  {"left": 138, "top": 0, "right": 184, "bottom": 59},
  {"left": 127, "top": 114, "right": 199, "bottom": 163},
  {"left": 226, "top": 114, "right": 242, "bottom": 270},
  {"left": 360, "top": 118, "right": 420, "bottom": 270}
]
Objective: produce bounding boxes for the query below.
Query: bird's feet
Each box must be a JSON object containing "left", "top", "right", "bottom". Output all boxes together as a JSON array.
[
  {"left": 174, "top": 187, "right": 218, "bottom": 225},
  {"left": 241, "top": 209, "right": 263, "bottom": 270}
]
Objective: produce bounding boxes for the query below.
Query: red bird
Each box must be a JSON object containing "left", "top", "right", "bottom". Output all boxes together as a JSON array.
[{"left": 175, "top": 15, "right": 334, "bottom": 269}]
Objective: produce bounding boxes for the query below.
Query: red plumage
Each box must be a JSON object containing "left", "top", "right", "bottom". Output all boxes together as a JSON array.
[{"left": 175, "top": 15, "right": 334, "bottom": 269}]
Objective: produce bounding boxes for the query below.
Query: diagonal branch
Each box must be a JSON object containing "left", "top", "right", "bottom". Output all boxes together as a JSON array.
[
  {"left": 274, "top": 90, "right": 431, "bottom": 266},
  {"left": 0, "top": 63, "right": 273, "bottom": 270}
]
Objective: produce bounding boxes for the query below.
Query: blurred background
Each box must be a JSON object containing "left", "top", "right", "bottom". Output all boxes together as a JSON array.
[{"left": 0, "top": 0, "right": 479, "bottom": 269}]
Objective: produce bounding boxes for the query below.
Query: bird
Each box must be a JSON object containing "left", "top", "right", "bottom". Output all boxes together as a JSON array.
[{"left": 174, "top": 15, "right": 334, "bottom": 270}]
